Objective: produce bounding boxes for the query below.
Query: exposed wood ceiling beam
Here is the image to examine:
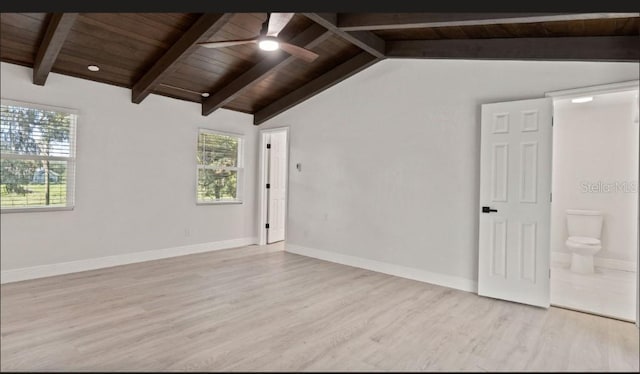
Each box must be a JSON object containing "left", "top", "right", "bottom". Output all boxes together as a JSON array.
[
  {"left": 253, "top": 52, "right": 380, "bottom": 125},
  {"left": 33, "top": 13, "right": 78, "bottom": 86},
  {"left": 303, "top": 13, "right": 386, "bottom": 58},
  {"left": 201, "top": 24, "right": 331, "bottom": 116},
  {"left": 131, "top": 13, "right": 232, "bottom": 104},
  {"left": 337, "top": 13, "right": 640, "bottom": 31},
  {"left": 386, "top": 36, "right": 640, "bottom": 62}
]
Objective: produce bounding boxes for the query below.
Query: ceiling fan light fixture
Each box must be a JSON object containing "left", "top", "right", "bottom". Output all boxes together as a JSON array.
[
  {"left": 195, "top": 14, "right": 318, "bottom": 62},
  {"left": 258, "top": 38, "right": 279, "bottom": 51}
]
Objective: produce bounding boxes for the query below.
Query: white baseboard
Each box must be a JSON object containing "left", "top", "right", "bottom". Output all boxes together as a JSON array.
[
  {"left": 551, "top": 251, "right": 637, "bottom": 272},
  {"left": 285, "top": 244, "right": 477, "bottom": 293},
  {"left": 0, "top": 237, "right": 258, "bottom": 284}
]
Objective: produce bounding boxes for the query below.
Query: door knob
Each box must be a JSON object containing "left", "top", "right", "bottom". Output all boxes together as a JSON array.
[{"left": 482, "top": 206, "right": 498, "bottom": 213}]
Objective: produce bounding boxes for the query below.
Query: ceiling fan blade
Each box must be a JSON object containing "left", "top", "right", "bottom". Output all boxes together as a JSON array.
[
  {"left": 197, "top": 38, "right": 257, "bottom": 48},
  {"left": 279, "top": 42, "right": 319, "bottom": 63},
  {"left": 266, "top": 13, "right": 295, "bottom": 37}
]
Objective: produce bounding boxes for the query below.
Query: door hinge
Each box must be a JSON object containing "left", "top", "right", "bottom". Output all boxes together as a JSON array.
[
  {"left": 549, "top": 269, "right": 551, "bottom": 278},
  {"left": 265, "top": 223, "right": 270, "bottom": 229},
  {"left": 266, "top": 183, "right": 270, "bottom": 189},
  {"left": 551, "top": 116, "right": 554, "bottom": 127},
  {"left": 266, "top": 143, "right": 271, "bottom": 149},
  {"left": 550, "top": 192, "right": 552, "bottom": 203}
]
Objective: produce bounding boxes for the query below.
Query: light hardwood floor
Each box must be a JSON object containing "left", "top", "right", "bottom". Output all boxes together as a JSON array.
[{"left": 1, "top": 243, "right": 638, "bottom": 372}]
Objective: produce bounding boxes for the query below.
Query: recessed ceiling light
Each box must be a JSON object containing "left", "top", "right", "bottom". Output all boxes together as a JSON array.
[
  {"left": 571, "top": 96, "right": 593, "bottom": 104},
  {"left": 201, "top": 93, "right": 210, "bottom": 98},
  {"left": 87, "top": 65, "right": 100, "bottom": 72}
]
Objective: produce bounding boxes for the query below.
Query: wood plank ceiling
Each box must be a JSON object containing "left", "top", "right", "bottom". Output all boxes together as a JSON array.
[{"left": 1, "top": 12, "right": 638, "bottom": 125}]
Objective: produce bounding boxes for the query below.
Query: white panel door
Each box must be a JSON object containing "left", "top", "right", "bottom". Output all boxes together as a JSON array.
[
  {"left": 267, "top": 131, "right": 287, "bottom": 243},
  {"left": 478, "top": 97, "right": 553, "bottom": 308}
]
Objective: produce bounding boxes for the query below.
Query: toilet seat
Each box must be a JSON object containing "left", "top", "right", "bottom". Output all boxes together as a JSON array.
[
  {"left": 567, "top": 236, "right": 601, "bottom": 246},
  {"left": 566, "top": 236, "right": 601, "bottom": 253}
]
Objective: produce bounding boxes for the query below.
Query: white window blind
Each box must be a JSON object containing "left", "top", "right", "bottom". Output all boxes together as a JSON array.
[
  {"left": 196, "top": 129, "right": 243, "bottom": 204},
  {"left": 0, "top": 100, "right": 77, "bottom": 212}
]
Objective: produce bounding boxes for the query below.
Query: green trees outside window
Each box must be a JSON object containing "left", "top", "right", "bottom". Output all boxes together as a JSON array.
[
  {"left": 0, "top": 102, "right": 76, "bottom": 210},
  {"left": 196, "top": 130, "right": 243, "bottom": 203}
]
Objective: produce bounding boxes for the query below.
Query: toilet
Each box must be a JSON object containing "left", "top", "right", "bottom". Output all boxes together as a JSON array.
[{"left": 565, "top": 209, "right": 603, "bottom": 274}]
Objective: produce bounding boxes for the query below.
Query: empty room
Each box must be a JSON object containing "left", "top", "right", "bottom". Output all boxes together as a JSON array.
[{"left": 1, "top": 8, "right": 639, "bottom": 373}]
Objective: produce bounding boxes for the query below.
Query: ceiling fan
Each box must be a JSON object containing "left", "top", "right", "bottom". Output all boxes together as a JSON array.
[{"left": 197, "top": 13, "right": 320, "bottom": 63}]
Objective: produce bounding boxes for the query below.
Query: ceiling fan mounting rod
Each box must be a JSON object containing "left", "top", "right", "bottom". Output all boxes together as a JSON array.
[{"left": 260, "top": 13, "right": 271, "bottom": 36}]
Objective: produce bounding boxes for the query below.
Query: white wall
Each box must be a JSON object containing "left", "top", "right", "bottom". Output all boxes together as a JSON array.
[
  {"left": 0, "top": 62, "right": 259, "bottom": 270},
  {"left": 261, "top": 58, "right": 639, "bottom": 285},
  {"left": 551, "top": 90, "right": 639, "bottom": 264}
]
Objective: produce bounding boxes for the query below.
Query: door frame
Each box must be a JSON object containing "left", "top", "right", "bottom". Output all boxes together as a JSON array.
[
  {"left": 544, "top": 79, "right": 640, "bottom": 326},
  {"left": 258, "top": 126, "right": 290, "bottom": 246}
]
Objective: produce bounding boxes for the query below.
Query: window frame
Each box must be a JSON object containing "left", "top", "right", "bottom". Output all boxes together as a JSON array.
[
  {"left": 0, "top": 99, "right": 78, "bottom": 213},
  {"left": 195, "top": 128, "right": 244, "bottom": 205}
]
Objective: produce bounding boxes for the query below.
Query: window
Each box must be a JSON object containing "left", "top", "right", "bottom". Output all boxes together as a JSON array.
[
  {"left": 196, "top": 129, "right": 243, "bottom": 204},
  {"left": 1, "top": 100, "right": 77, "bottom": 212}
]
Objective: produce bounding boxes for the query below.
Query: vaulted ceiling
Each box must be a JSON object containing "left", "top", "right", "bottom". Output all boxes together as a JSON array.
[{"left": 1, "top": 12, "right": 638, "bottom": 125}]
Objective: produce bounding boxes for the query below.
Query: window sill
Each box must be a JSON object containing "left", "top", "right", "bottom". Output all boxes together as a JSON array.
[
  {"left": 196, "top": 201, "right": 243, "bottom": 205},
  {"left": 1, "top": 206, "right": 74, "bottom": 214}
]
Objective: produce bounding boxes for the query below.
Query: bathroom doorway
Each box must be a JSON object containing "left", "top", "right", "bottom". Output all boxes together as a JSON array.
[
  {"left": 547, "top": 82, "right": 639, "bottom": 322},
  {"left": 258, "top": 127, "right": 289, "bottom": 245}
]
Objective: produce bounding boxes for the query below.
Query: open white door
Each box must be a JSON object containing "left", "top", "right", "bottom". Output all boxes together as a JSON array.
[
  {"left": 478, "top": 97, "right": 553, "bottom": 308},
  {"left": 267, "top": 131, "right": 287, "bottom": 243}
]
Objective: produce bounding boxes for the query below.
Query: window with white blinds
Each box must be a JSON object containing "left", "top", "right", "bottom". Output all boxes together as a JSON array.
[
  {"left": 196, "top": 129, "right": 243, "bottom": 204},
  {"left": 1, "top": 100, "right": 77, "bottom": 212}
]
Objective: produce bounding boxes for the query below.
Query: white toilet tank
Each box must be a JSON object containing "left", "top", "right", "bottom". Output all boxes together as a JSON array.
[{"left": 566, "top": 209, "right": 603, "bottom": 239}]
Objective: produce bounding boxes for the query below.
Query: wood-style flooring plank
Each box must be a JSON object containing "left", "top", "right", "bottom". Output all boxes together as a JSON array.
[{"left": 1, "top": 243, "right": 638, "bottom": 372}]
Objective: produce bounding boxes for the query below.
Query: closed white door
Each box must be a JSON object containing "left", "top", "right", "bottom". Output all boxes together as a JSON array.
[
  {"left": 478, "top": 97, "right": 553, "bottom": 308},
  {"left": 267, "top": 131, "right": 287, "bottom": 243}
]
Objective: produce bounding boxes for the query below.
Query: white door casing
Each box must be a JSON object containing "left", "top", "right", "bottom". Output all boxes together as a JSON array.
[
  {"left": 478, "top": 97, "right": 553, "bottom": 308},
  {"left": 267, "top": 131, "right": 288, "bottom": 243}
]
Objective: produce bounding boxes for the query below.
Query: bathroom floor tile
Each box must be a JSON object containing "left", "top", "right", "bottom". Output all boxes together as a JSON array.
[{"left": 551, "top": 262, "right": 637, "bottom": 321}]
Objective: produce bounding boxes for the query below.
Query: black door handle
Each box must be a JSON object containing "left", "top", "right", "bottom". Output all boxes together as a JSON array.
[{"left": 482, "top": 206, "right": 498, "bottom": 213}]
